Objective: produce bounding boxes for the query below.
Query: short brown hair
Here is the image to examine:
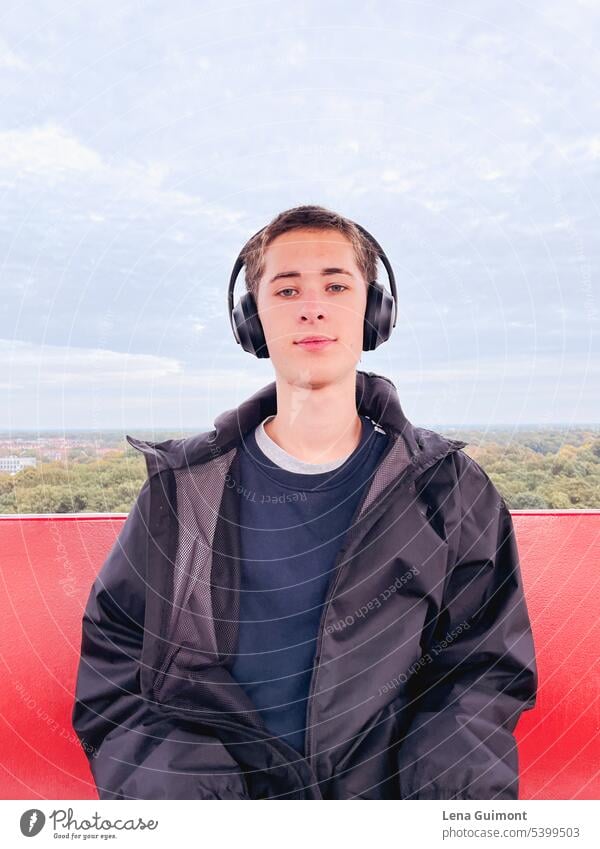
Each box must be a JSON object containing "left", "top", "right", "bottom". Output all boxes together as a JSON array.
[{"left": 240, "top": 204, "right": 379, "bottom": 299}]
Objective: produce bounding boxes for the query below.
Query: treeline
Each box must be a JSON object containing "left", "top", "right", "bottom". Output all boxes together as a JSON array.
[
  {"left": 465, "top": 436, "right": 600, "bottom": 508},
  {"left": 0, "top": 430, "right": 599, "bottom": 513},
  {"left": 0, "top": 449, "right": 146, "bottom": 514}
]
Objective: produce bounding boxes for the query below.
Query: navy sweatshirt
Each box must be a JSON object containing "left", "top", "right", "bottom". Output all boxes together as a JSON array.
[{"left": 228, "top": 414, "right": 389, "bottom": 755}]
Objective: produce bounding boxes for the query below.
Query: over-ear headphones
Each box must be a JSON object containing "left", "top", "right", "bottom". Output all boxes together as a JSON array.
[{"left": 227, "top": 219, "right": 398, "bottom": 358}]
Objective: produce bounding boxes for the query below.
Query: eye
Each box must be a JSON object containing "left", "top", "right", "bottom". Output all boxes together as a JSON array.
[{"left": 274, "top": 283, "right": 349, "bottom": 297}]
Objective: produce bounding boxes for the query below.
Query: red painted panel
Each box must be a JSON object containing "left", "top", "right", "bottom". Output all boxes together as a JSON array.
[
  {"left": 0, "top": 516, "right": 124, "bottom": 800},
  {"left": 510, "top": 512, "right": 600, "bottom": 800},
  {"left": 0, "top": 511, "right": 598, "bottom": 800}
]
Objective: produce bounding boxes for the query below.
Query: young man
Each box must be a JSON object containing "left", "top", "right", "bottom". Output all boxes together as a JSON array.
[{"left": 72, "top": 205, "right": 538, "bottom": 800}]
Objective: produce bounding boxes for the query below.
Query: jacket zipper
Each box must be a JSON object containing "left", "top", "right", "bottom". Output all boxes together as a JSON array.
[{"left": 304, "top": 436, "right": 464, "bottom": 775}]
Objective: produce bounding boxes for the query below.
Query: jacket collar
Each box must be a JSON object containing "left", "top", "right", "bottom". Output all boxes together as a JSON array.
[{"left": 127, "top": 369, "right": 461, "bottom": 479}]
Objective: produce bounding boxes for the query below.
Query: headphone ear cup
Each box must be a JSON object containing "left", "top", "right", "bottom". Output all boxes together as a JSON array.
[
  {"left": 363, "top": 282, "right": 397, "bottom": 351},
  {"left": 231, "top": 291, "right": 270, "bottom": 358}
]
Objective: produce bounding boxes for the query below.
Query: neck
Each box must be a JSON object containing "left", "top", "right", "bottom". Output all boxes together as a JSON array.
[{"left": 263, "top": 369, "right": 363, "bottom": 463}]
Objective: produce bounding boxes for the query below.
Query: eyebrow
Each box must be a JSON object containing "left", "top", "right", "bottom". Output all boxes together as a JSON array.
[{"left": 268, "top": 267, "right": 354, "bottom": 285}]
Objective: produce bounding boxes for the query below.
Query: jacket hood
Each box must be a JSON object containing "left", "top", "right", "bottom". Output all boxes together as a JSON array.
[{"left": 126, "top": 369, "right": 466, "bottom": 479}]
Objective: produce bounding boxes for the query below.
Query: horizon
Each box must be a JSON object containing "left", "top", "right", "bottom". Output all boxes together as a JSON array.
[{"left": 3, "top": 423, "right": 599, "bottom": 434}]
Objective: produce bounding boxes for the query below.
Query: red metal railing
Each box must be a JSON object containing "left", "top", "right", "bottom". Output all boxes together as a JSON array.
[{"left": 1, "top": 511, "right": 599, "bottom": 800}]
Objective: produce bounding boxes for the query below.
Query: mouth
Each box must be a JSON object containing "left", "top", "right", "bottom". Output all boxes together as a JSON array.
[{"left": 294, "top": 336, "right": 337, "bottom": 351}]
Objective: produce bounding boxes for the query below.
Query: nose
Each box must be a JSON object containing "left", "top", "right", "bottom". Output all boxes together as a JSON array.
[{"left": 297, "top": 296, "right": 327, "bottom": 324}]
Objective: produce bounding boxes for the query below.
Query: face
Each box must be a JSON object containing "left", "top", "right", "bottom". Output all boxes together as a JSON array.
[{"left": 255, "top": 228, "right": 368, "bottom": 387}]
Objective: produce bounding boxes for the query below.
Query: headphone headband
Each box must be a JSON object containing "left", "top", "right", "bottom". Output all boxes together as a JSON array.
[{"left": 227, "top": 219, "right": 397, "bottom": 340}]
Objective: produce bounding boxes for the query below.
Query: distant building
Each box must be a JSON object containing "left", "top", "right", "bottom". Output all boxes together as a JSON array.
[{"left": 0, "top": 456, "right": 37, "bottom": 475}]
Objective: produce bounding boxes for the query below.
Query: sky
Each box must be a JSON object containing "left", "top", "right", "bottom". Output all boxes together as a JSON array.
[{"left": 1, "top": 0, "right": 598, "bottom": 434}]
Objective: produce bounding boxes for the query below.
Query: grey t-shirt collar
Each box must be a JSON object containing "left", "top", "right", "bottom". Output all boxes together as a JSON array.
[{"left": 255, "top": 415, "right": 357, "bottom": 474}]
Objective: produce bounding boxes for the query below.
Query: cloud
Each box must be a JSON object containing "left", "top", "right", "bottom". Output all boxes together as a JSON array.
[
  {"left": 0, "top": 122, "right": 248, "bottom": 232},
  {"left": 3, "top": 338, "right": 596, "bottom": 394},
  {"left": 1, "top": 338, "right": 182, "bottom": 387},
  {"left": 1, "top": 338, "right": 596, "bottom": 428},
  {"left": 557, "top": 135, "right": 600, "bottom": 162},
  {"left": 0, "top": 38, "right": 30, "bottom": 71},
  {"left": 0, "top": 338, "right": 268, "bottom": 392},
  {"left": 0, "top": 124, "right": 102, "bottom": 175},
  {"left": 389, "top": 353, "right": 599, "bottom": 385}
]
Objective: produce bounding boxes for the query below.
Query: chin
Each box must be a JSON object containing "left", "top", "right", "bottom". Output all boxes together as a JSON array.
[{"left": 274, "top": 357, "right": 357, "bottom": 390}]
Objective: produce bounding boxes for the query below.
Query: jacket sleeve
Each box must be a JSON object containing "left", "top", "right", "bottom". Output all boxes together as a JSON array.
[
  {"left": 397, "top": 454, "right": 538, "bottom": 800},
  {"left": 71, "top": 479, "right": 250, "bottom": 800}
]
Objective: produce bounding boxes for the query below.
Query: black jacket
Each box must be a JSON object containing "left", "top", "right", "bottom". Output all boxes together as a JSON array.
[{"left": 72, "top": 370, "right": 538, "bottom": 800}]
